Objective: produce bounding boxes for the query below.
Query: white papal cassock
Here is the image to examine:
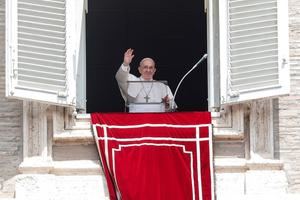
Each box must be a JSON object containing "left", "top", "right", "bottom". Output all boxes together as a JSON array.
[{"left": 115, "top": 64, "right": 175, "bottom": 112}]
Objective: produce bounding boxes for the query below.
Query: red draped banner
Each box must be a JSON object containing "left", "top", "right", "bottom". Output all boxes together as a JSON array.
[{"left": 91, "top": 112, "right": 214, "bottom": 200}]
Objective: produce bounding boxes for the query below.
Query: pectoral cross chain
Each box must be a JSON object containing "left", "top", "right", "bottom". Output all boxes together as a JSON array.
[
  {"left": 144, "top": 95, "right": 150, "bottom": 103},
  {"left": 140, "top": 78, "right": 153, "bottom": 103}
]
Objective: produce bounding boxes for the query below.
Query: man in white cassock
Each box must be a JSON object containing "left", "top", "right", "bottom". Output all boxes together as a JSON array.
[{"left": 115, "top": 48, "right": 175, "bottom": 112}]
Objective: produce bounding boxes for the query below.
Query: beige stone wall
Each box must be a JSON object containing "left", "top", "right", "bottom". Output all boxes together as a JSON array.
[
  {"left": 0, "top": 0, "right": 299, "bottom": 197},
  {"left": 0, "top": 0, "right": 23, "bottom": 197},
  {"left": 278, "top": 0, "right": 300, "bottom": 193}
]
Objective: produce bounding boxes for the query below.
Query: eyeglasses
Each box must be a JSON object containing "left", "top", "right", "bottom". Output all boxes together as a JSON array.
[{"left": 140, "top": 65, "right": 155, "bottom": 71}]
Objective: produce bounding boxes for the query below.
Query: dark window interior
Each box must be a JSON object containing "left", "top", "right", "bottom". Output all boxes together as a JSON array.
[{"left": 86, "top": 0, "right": 207, "bottom": 112}]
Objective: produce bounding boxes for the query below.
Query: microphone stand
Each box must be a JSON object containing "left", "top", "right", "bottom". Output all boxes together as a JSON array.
[{"left": 170, "top": 54, "right": 208, "bottom": 111}]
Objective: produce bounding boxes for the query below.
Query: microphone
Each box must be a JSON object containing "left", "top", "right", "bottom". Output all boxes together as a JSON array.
[{"left": 171, "top": 53, "right": 208, "bottom": 111}]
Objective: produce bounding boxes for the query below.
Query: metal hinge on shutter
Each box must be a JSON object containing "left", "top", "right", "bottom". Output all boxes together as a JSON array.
[
  {"left": 57, "top": 91, "right": 68, "bottom": 98},
  {"left": 228, "top": 90, "right": 239, "bottom": 98}
]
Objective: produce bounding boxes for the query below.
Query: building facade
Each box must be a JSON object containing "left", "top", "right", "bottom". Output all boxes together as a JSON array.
[{"left": 1, "top": 0, "right": 300, "bottom": 199}]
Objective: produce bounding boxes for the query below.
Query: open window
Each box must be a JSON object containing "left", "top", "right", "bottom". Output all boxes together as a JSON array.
[
  {"left": 85, "top": 0, "right": 208, "bottom": 112},
  {"left": 5, "top": 0, "right": 87, "bottom": 108},
  {"left": 209, "top": 0, "right": 290, "bottom": 108},
  {"left": 6, "top": 0, "right": 289, "bottom": 112}
]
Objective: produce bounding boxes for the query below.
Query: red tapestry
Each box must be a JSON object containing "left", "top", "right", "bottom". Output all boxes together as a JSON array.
[{"left": 91, "top": 112, "right": 214, "bottom": 200}]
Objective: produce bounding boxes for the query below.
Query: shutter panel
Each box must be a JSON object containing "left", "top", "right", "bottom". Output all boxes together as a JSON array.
[
  {"left": 220, "top": 0, "right": 289, "bottom": 104},
  {"left": 6, "top": 0, "right": 76, "bottom": 106}
]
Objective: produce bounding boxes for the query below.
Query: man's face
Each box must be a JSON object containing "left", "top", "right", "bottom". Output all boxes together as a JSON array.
[{"left": 138, "top": 59, "right": 156, "bottom": 80}]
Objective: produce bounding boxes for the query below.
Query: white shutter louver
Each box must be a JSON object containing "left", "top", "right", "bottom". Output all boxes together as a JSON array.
[
  {"left": 18, "top": 0, "right": 66, "bottom": 92},
  {"left": 6, "top": 0, "right": 76, "bottom": 106},
  {"left": 220, "top": 0, "right": 289, "bottom": 104}
]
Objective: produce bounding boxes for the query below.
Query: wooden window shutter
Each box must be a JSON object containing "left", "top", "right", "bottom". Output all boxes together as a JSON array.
[
  {"left": 6, "top": 0, "right": 77, "bottom": 106},
  {"left": 219, "top": 0, "right": 290, "bottom": 104}
]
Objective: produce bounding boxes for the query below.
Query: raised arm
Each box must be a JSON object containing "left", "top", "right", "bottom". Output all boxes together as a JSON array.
[
  {"left": 116, "top": 48, "right": 135, "bottom": 88},
  {"left": 116, "top": 48, "right": 137, "bottom": 101}
]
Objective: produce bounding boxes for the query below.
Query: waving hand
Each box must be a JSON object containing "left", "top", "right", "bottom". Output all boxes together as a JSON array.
[{"left": 123, "top": 48, "right": 135, "bottom": 66}]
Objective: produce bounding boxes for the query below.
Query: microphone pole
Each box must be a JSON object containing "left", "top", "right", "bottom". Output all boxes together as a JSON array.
[{"left": 171, "top": 53, "right": 208, "bottom": 111}]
